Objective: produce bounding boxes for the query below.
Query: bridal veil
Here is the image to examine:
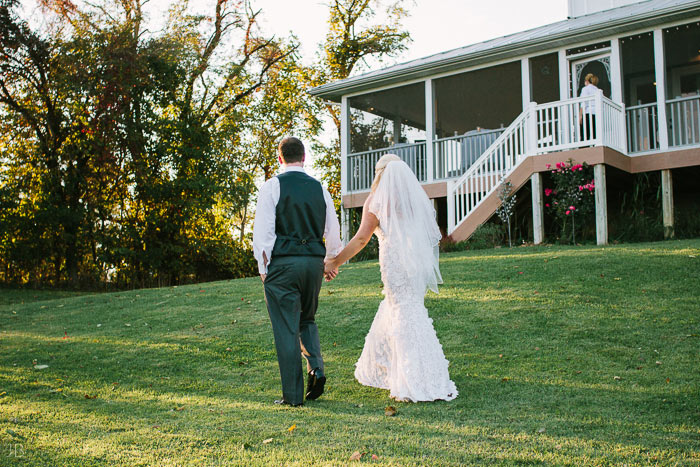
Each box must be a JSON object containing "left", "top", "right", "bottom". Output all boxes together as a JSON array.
[{"left": 367, "top": 158, "right": 443, "bottom": 294}]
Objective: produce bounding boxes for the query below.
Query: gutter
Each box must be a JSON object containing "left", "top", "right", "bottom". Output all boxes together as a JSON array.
[{"left": 310, "top": 1, "right": 700, "bottom": 101}]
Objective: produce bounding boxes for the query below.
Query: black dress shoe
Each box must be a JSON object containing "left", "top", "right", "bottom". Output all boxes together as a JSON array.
[
  {"left": 274, "top": 399, "right": 303, "bottom": 407},
  {"left": 305, "top": 368, "right": 326, "bottom": 400}
]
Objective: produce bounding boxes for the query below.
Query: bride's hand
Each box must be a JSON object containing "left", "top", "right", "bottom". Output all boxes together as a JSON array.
[{"left": 324, "top": 257, "right": 338, "bottom": 281}]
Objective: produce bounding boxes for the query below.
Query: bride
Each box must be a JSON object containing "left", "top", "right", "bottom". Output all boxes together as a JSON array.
[{"left": 324, "top": 154, "right": 457, "bottom": 402}]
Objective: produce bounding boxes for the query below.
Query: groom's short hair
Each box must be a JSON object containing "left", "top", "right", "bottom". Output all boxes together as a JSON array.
[{"left": 279, "top": 137, "right": 305, "bottom": 163}]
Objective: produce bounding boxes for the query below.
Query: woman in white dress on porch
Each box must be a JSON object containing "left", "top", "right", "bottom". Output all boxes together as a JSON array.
[{"left": 324, "top": 154, "right": 457, "bottom": 402}]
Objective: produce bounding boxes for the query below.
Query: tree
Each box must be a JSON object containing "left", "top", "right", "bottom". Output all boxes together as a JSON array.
[
  {"left": 313, "top": 0, "right": 411, "bottom": 203},
  {"left": 0, "top": 0, "right": 305, "bottom": 287}
]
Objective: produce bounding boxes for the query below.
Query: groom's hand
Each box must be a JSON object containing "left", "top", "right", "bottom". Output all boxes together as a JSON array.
[{"left": 260, "top": 274, "right": 266, "bottom": 283}]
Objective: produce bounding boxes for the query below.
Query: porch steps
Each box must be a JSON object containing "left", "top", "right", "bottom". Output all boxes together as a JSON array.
[
  {"left": 448, "top": 157, "right": 535, "bottom": 242},
  {"left": 447, "top": 93, "right": 625, "bottom": 242}
]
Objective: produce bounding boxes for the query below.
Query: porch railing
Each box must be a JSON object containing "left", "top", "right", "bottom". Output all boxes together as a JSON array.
[
  {"left": 448, "top": 93, "right": 625, "bottom": 234},
  {"left": 626, "top": 103, "right": 659, "bottom": 154},
  {"left": 347, "top": 142, "right": 426, "bottom": 192},
  {"left": 667, "top": 94, "right": 700, "bottom": 148},
  {"left": 433, "top": 128, "right": 505, "bottom": 180}
]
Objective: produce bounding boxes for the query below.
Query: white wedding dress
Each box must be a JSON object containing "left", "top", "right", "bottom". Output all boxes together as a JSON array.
[{"left": 353, "top": 160, "right": 457, "bottom": 402}]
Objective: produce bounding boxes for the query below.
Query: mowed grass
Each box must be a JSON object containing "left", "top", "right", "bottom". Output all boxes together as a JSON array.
[{"left": 1, "top": 240, "right": 699, "bottom": 466}]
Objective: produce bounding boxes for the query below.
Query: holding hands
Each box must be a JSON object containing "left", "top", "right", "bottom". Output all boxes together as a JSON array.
[{"left": 324, "top": 257, "right": 339, "bottom": 282}]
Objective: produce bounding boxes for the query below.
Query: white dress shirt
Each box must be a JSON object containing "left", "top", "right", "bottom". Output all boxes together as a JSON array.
[
  {"left": 580, "top": 83, "right": 600, "bottom": 114},
  {"left": 252, "top": 166, "right": 342, "bottom": 275}
]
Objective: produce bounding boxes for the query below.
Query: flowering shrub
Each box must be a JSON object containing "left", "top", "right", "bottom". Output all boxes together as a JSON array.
[{"left": 544, "top": 160, "right": 595, "bottom": 244}]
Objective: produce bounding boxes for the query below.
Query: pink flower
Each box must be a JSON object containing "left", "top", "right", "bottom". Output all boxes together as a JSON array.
[
  {"left": 569, "top": 206, "right": 576, "bottom": 211},
  {"left": 545, "top": 203, "right": 550, "bottom": 207},
  {"left": 578, "top": 186, "right": 583, "bottom": 191},
  {"left": 579, "top": 167, "right": 583, "bottom": 171},
  {"left": 565, "top": 210, "right": 570, "bottom": 215},
  {"left": 544, "top": 188, "right": 553, "bottom": 196},
  {"left": 546, "top": 164, "right": 551, "bottom": 169}
]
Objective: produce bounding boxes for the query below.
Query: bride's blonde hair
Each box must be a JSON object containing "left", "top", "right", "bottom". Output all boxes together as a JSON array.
[{"left": 371, "top": 154, "right": 401, "bottom": 193}]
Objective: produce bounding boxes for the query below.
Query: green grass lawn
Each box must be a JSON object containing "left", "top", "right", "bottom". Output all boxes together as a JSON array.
[{"left": 1, "top": 240, "right": 699, "bottom": 466}]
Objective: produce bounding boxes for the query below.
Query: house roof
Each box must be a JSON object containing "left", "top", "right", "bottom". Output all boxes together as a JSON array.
[{"left": 310, "top": 0, "right": 700, "bottom": 101}]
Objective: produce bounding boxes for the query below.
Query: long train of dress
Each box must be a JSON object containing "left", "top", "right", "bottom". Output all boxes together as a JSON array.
[{"left": 354, "top": 228, "right": 457, "bottom": 402}]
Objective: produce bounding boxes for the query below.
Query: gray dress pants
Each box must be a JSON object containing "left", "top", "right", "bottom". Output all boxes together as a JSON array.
[{"left": 263, "top": 255, "right": 324, "bottom": 405}]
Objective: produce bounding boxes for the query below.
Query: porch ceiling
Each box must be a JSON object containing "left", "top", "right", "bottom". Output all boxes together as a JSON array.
[{"left": 311, "top": 0, "right": 700, "bottom": 102}]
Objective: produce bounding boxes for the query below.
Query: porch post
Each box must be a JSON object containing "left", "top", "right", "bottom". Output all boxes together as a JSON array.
[
  {"left": 340, "top": 96, "right": 350, "bottom": 196},
  {"left": 340, "top": 96, "right": 350, "bottom": 245},
  {"left": 558, "top": 49, "right": 570, "bottom": 145},
  {"left": 653, "top": 29, "right": 669, "bottom": 150},
  {"left": 446, "top": 180, "right": 455, "bottom": 234},
  {"left": 425, "top": 78, "right": 435, "bottom": 183},
  {"left": 594, "top": 164, "right": 608, "bottom": 245},
  {"left": 531, "top": 172, "right": 545, "bottom": 244},
  {"left": 661, "top": 169, "right": 674, "bottom": 239},
  {"left": 393, "top": 117, "right": 402, "bottom": 146},
  {"left": 557, "top": 49, "right": 568, "bottom": 101},
  {"left": 610, "top": 37, "right": 623, "bottom": 103},
  {"left": 521, "top": 58, "right": 531, "bottom": 111}
]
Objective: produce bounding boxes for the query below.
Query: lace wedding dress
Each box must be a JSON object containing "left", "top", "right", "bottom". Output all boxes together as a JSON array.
[{"left": 353, "top": 161, "right": 457, "bottom": 402}]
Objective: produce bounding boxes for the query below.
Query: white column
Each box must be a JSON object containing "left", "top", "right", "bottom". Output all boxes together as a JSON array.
[
  {"left": 425, "top": 79, "right": 435, "bottom": 183},
  {"left": 340, "top": 96, "right": 350, "bottom": 196},
  {"left": 610, "top": 37, "right": 623, "bottom": 103},
  {"left": 531, "top": 172, "right": 544, "bottom": 244},
  {"left": 558, "top": 49, "right": 569, "bottom": 100},
  {"left": 446, "top": 180, "right": 455, "bottom": 234},
  {"left": 521, "top": 58, "right": 531, "bottom": 111},
  {"left": 558, "top": 49, "right": 570, "bottom": 146},
  {"left": 661, "top": 169, "right": 674, "bottom": 239},
  {"left": 340, "top": 207, "right": 350, "bottom": 245},
  {"left": 653, "top": 29, "right": 669, "bottom": 150},
  {"left": 594, "top": 164, "right": 608, "bottom": 245},
  {"left": 595, "top": 89, "right": 604, "bottom": 145},
  {"left": 393, "top": 116, "right": 402, "bottom": 146}
]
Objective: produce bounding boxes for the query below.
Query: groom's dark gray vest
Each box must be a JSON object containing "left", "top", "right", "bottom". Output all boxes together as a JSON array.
[{"left": 271, "top": 171, "right": 326, "bottom": 258}]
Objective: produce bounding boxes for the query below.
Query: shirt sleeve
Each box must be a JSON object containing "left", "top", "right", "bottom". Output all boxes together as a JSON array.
[
  {"left": 252, "top": 178, "right": 279, "bottom": 275},
  {"left": 322, "top": 187, "right": 343, "bottom": 258}
]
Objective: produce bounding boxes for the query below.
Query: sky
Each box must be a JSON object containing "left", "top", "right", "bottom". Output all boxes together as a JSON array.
[{"left": 253, "top": 0, "right": 569, "bottom": 65}]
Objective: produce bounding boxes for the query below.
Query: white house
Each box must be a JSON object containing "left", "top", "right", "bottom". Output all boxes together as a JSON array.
[{"left": 310, "top": 0, "right": 700, "bottom": 244}]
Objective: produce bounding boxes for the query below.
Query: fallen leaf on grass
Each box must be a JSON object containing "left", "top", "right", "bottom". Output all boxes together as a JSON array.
[
  {"left": 371, "top": 454, "right": 379, "bottom": 460},
  {"left": 384, "top": 406, "right": 397, "bottom": 417},
  {"left": 613, "top": 376, "right": 621, "bottom": 380},
  {"left": 0, "top": 391, "right": 6, "bottom": 397},
  {"left": 124, "top": 323, "right": 131, "bottom": 327},
  {"left": 34, "top": 364, "right": 49, "bottom": 370},
  {"left": 501, "top": 377, "right": 510, "bottom": 382},
  {"left": 84, "top": 394, "right": 97, "bottom": 399},
  {"left": 666, "top": 378, "right": 670, "bottom": 383},
  {"left": 288, "top": 424, "right": 297, "bottom": 433},
  {"left": 262, "top": 438, "right": 274, "bottom": 444},
  {"left": 537, "top": 427, "right": 546, "bottom": 433},
  {"left": 349, "top": 451, "right": 365, "bottom": 461},
  {"left": 656, "top": 361, "right": 662, "bottom": 365},
  {"left": 174, "top": 406, "right": 185, "bottom": 411}
]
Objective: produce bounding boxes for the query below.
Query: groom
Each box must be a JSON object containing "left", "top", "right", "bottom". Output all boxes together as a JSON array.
[{"left": 252, "top": 136, "right": 342, "bottom": 406}]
